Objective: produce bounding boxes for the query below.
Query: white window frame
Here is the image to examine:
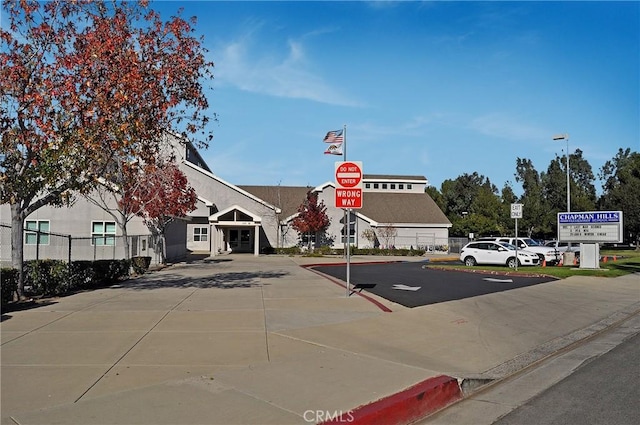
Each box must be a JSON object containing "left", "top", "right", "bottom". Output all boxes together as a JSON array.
[
  {"left": 92, "top": 221, "right": 116, "bottom": 246},
  {"left": 25, "top": 220, "right": 50, "bottom": 245},
  {"left": 193, "top": 226, "right": 208, "bottom": 242}
]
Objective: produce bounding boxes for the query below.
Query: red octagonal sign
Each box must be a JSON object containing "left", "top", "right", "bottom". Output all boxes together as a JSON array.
[{"left": 335, "top": 161, "right": 362, "bottom": 188}]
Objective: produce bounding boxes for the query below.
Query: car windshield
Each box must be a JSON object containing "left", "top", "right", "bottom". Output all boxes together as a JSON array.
[
  {"left": 499, "top": 242, "right": 517, "bottom": 250},
  {"left": 522, "top": 238, "right": 541, "bottom": 246}
]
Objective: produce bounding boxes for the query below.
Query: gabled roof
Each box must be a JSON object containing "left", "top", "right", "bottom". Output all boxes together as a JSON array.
[
  {"left": 240, "top": 184, "right": 451, "bottom": 227},
  {"left": 210, "top": 204, "right": 262, "bottom": 223},
  {"left": 238, "top": 185, "right": 312, "bottom": 218}
]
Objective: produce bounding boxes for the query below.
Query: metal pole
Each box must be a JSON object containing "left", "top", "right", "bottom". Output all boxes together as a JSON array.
[
  {"left": 343, "top": 124, "right": 351, "bottom": 297},
  {"left": 566, "top": 137, "right": 570, "bottom": 213}
]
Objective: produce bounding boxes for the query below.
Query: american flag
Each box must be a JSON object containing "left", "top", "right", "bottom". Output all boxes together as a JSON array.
[{"left": 323, "top": 129, "right": 344, "bottom": 143}]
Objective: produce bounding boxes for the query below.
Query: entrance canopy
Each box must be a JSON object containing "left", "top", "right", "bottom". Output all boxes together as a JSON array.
[{"left": 209, "top": 205, "right": 262, "bottom": 256}]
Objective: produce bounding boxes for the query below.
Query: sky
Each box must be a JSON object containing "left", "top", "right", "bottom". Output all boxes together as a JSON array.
[{"left": 155, "top": 0, "right": 639, "bottom": 195}]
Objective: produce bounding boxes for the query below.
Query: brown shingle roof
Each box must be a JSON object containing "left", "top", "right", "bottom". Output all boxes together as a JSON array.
[
  {"left": 240, "top": 185, "right": 450, "bottom": 226},
  {"left": 359, "top": 192, "right": 450, "bottom": 224},
  {"left": 238, "top": 185, "right": 312, "bottom": 218}
]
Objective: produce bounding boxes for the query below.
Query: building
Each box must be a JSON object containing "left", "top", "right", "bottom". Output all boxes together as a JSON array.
[{"left": 1, "top": 134, "right": 451, "bottom": 264}]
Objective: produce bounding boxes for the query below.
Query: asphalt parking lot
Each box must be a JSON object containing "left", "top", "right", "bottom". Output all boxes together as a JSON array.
[{"left": 312, "top": 261, "right": 557, "bottom": 308}]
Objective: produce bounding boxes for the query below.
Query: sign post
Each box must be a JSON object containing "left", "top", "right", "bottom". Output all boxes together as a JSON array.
[
  {"left": 335, "top": 161, "right": 363, "bottom": 296},
  {"left": 511, "top": 203, "right": 523, "bottom": 270}
]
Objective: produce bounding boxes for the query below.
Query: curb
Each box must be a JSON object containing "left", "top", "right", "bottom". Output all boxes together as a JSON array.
[{"left": 319, "top": 375, "right": 462, "bottom": 425}]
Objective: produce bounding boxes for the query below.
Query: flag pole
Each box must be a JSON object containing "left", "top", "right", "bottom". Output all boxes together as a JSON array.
[{"left": 343, "top": 124, "right": 351, "bottom": 297}]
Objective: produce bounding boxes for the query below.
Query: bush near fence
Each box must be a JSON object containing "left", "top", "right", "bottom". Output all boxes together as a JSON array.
[
  {"left": 1, "top": 268, "right": 18, "bottom": 304},
  {"left": 1, "top": 259, "right": 130, "bottom": 302}
]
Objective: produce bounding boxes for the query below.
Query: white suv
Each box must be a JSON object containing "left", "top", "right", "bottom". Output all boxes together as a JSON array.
[
  {"left": 460, "top": 241, "right": 540, "bottom": 268},
  {"left": 479, "top": 237, "right": 561, "bottom": 265}
]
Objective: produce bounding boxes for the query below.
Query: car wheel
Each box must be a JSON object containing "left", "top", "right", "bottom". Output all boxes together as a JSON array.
[
  {"left": 507, "top": 257, "right": 518, "bottom": 268},
  {"left": 464, "top": 256, "right": 477, "bottom": 266}
]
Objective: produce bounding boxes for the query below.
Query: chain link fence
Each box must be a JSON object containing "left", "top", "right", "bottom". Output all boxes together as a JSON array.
[
  {"left": 374, "top": 233, "right": 468, "bottom": 254},
  {"left": 1, "top": 223, "right": 157, "bottom": 267}
]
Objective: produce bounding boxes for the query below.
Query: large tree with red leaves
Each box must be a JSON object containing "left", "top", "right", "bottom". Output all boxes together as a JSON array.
[
  {"left": 0, "top": 0, "right": 214, "bottom": 297},
  {"left": 123, "top": 161, "right": 197, "bottom": 263},
  {"left": 292, "top": 191, "right": 331, "bottom": 250}
]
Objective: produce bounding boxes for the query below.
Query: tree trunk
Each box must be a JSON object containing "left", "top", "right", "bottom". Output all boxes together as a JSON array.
[{"left": 10, "top": 203, "right": 26, "bottom": 300}]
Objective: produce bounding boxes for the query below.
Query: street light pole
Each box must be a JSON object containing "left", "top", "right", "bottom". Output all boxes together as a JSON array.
[
  {"left": 553, "top": 134, "right": 571, "bottom": 255},
  {"left": 553, "top": 134, "right": 570, "bottom": 212}
]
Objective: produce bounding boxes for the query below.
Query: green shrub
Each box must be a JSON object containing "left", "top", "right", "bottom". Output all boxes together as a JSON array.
[
  {"left": 275, "top": 247, "right": 302, "bottom": 255},
  {"left": 92, "top": 260, "right": 129, "bottom": 285},
  {"left": 68, "top": 261, "right": 95, "bottom": 291},
  {"left": 23, "top": 260, "right": 69, "bottom": 296},
  {"left": 1, "top": 268, "right": 18, "bottom": 304},
  {"left": 131, "top": 256, "right": 152, "bottom": 274}
]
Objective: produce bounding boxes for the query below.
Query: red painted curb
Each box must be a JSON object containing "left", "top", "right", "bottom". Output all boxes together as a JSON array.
[{"left": 319, "top": 375, "right": 462, "bottom": 425}]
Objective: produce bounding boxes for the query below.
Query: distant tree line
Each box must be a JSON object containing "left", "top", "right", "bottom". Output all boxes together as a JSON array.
[{"left": 426, "top": 148, "right": 640, "bottom": 247}]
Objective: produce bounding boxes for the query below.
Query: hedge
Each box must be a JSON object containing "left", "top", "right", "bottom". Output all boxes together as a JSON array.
[
  {"left": 3, "top": 259, "right": 130, "bottom": 300},
  {"left": 1, "top": 268, "right": 18, "bottom": 304}
]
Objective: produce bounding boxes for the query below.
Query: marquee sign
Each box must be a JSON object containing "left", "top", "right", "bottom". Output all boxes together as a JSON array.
[{"left": 557, "top": 211, "right": 623, "bottom": 243}]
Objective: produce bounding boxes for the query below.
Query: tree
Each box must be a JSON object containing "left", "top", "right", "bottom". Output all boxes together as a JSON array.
[
  {"left": 292, "top": 191, "right": 330, "bottom": 250},
  {"left": 377, "top": 224, "right": 398, "bottom": 249},
  {"left": 124, "top": 161, "right": 197, "bottom": 263},
  {"left": 542, "top": 149, "right": 597, "bottom": 238},
  {"left": 598, "top": 148, "right": 640, "bottom": 247},
  {"left": 515, "top": 158, "right": 547, "bottom": 237},
  {"left": 498, "top": 182, "right": 518, "bottom": 235},
  {"left": 84, "top": 161, "right": 144, "bottom": 261},
  {"left": 441, "top": 172, "right": 502, "bottom": 237},
  {"left": 361, "top": 228, "right": 378, "bottom": 248},
  {"left": 0, "top": 0, "right": 213, "bottom": 297}
]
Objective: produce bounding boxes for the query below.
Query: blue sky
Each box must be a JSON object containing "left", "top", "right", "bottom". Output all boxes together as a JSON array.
[{"left": 156, "top": 1, "right": 639, "bottom": 194}]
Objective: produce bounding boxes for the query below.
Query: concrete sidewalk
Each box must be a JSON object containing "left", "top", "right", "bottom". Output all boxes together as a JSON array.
[{"left": 1, "top": 254, "right": 638, "bottom": 424}]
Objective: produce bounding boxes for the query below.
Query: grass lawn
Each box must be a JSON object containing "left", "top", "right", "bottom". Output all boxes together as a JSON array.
[{"left": 431, "top": 248, "right": 640, "bottom": 278}]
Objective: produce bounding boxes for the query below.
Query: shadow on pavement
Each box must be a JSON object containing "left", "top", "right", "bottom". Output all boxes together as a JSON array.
[{"left": 114, "top": 270, "right": 290, "bottom": 290}]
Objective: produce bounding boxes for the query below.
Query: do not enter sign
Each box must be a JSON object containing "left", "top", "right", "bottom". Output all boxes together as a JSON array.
[
  {"left": 335, "top": 161, "right": 363, "bottom": 209},
  {"left": 335, "top": 161, "right": 362, "bottom": 188}
]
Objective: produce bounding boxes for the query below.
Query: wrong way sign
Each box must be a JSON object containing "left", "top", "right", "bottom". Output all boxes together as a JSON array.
[{"left": 335, "top": 161, "right": 363, "bottom": 209}]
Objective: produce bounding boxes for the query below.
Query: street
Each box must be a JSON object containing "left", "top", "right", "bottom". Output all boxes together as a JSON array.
[
  {"left": 494, "top": 331, "right": 640, "bottom": 425},
  {"left": 420, "top": 313, "right": 640, "bottom": 425}
]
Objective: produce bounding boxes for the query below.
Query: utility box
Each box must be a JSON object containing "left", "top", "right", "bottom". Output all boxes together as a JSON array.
[{"left": 579, "top": 243, "right": 600, "bottom": 269}]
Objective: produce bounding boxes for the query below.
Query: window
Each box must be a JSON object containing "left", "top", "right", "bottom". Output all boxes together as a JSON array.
[
  {"left": 399, "top": 184, "right": 404, "bottom": 189},
  {"left": 25, "top": 220, "right": 49, "bottom": 245},
  {"left": 92, "top": 221, "right": 116, "bottom": 246},
  {"left": 390, "top": 184, "right": 396, "bottom": 189},
  {"left": 365, "top": 183, "right": 370, "bottom": 189},
  {"left": 407, "top": 184, "right": 412, "bottom": 189},
  {"left": 194, "top": 227, "right": 208, "bottom": 242},
  {"left": 382, "top": 183, "right": 387, "bottom": 189},
  {"left": 373, "top": 183, "right": 379, "bottom": 189}
]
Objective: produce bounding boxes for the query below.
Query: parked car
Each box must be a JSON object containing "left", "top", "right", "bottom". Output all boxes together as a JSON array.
[
  {"left": 479, "top": 237, "right": 561, "bottom": 265},
  {"left": 460, "top": 241, "right": 541, "bottom": 268},
  {"left": 544, "top": 240, "right": 580, "bottom": 259}
]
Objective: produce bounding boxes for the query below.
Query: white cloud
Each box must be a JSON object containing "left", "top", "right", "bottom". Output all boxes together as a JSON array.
[
  {"left": 470, "top": 113, "right": 549, "bottom": 141},
  {"left": 214, "top": 32, "right": 361, "bottom": 107}
]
